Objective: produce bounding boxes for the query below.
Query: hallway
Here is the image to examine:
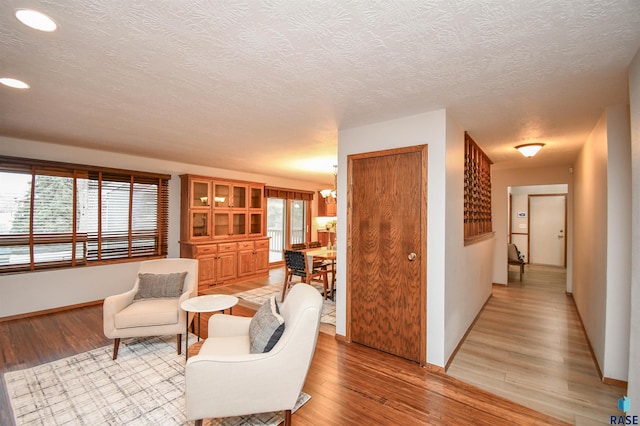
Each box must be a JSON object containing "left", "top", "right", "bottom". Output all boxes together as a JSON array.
[{"left": 446, "top": 265, "right": 625, "bottom": 425}]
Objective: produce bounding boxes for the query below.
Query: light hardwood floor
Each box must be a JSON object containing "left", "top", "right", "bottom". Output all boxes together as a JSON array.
[
  {"left": 0, "top": 267, "right": 568, "bottom": 426},
  {"left": 446, "top": 264, "right": 626, "bottom": 425}
]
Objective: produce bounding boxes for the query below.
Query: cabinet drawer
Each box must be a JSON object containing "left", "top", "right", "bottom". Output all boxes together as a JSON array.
[
  {"left": 218, "top": 242, "right": 237, "bottom": 253},
  {"left": 237, "top": 241, "right": 254, "bottom": 250},
  {"left": 195, "top": 244, "right": 217, "bottom": 256},
  {"left": 254, "top": 239, "right": 269, "bottom": 249}
]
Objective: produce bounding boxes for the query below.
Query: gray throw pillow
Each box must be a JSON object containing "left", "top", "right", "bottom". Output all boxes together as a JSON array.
[
  {"left": 249, "top": 296, "right": 285, "bottom": 353},
  {"left": 134, "top": 272, "right": 188, "bottom": 300}
]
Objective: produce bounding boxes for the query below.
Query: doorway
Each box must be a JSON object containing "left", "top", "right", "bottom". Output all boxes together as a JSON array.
[
  {"left": 347, "top": 145, "right": 427, "bottom": 365},
  {"left": 266, "top": 198, "right": 309, "bottom": 263}
]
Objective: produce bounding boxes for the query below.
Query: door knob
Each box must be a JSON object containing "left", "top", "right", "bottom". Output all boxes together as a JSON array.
[{"left": 408, "top": 253, "right": 417, "bottom": 261}]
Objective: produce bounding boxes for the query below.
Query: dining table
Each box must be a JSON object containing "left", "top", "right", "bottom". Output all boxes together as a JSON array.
[{"left": 304, "top": 247, "right": 337, "bottom": 296}]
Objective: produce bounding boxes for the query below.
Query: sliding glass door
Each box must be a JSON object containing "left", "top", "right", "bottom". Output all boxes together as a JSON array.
[
  {"left": 290, "top": 200, "right": 306, "bottom": 245},
  {"left": 267, "top": 198, "right": 308, "bottom": 263},
  {"left": 267, "top": 198, "right": 286, "bottom": 262}
]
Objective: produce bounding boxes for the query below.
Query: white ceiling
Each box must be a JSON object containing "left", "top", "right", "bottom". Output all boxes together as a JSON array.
[{"left": 1, "top": 1, "right": 639, "bottom": 185}]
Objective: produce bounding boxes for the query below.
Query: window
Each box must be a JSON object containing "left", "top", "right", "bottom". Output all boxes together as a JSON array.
[
  {"left": 464, "top": 132, "right": 493, "bottom": 243},
  {"left": 0, "top": 156, "right": 169, "bottom": 273}
]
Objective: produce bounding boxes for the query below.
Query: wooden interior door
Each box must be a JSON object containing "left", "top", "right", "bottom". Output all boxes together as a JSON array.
[{"left": 347, "top": 145, "right": 427, "bottom": 364}]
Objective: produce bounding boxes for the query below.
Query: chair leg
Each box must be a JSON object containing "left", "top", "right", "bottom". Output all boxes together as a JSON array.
[
  {"left": 322, "top": 271, "right": 328, "bottom": 300},
  {"left": 112, "top": 338, "right": 121, "bottom": 360},
  {"left": 282, "top": 275, "right": 289, "bottom": 302},
  {"left": 284, "top": 409, "right": 291, "bottom": 426},
  {"left": 177, "top": 334, "right": 182, "bottom": 355},
  {"left": 329, "top": 272, "right": 335, "bottom": 300},
  {"left": 195, "top": 419, "right": 203, "bottom": 426}
]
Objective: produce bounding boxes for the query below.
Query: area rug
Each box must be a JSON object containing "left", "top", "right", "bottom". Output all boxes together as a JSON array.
[
  {"left": 235, "top": 282, "right": 335, "bottom": 326},
  {"left": 4, "top": 335, "right": 310, "bottom": 426}
]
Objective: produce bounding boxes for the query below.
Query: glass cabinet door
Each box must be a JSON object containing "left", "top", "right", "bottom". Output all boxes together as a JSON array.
[
  {"left": 214, "top": 184, "right": 230, "bottom": 208},
  {"left": 232, "top": 185, "right": 247, "bottom": 208},
  {"left": 191, "top": 180, "right": 211, "bottom": 208},
  {"left": 250, "top": 212, "right": 263, "bottom": 235},
  {"left": 250, "top": 186, "right": 262, "bottom": 209},
  {"left": 214, "top": 183, "right": 247, "bottom": 208},
  {"left": 214, "top": 212, "right": 230, "bottom": 237},
  {"left": 232, "top": 213, "right": 246, "bottom": 235},
  {"left": 213, "top": 212, "right": 246, "bottom": 238},
  {"left": 191, "top": 211, "right": 210, "bottom": 238}
]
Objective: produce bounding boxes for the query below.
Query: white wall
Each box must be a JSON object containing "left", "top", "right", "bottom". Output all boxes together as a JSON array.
[
  {"left": 492, "top": 166, "right": 574, "bottom": 288},
  {"left": 573, "top": 113, "right": 609, "bottom": 375},
  {"left": 604, "top": 105, "right": 632, "bottom": 381},
  {"left": 627, "top": 46, "right": 640, "bottom": 414},
  {"left": 572, "top": 106, "right": 631, "bottom": 382},
  {"left": 0, "top": 136, "right": 320, "bottom": 318},
  {"left": 510, "top": 190, "right": 531, "bottom": 262},
  {"left": 444, "top": 113, "right": 494, "bottom": 363},
  {"left": 337, "top": 109, "right": 494, "bottom": 368}
]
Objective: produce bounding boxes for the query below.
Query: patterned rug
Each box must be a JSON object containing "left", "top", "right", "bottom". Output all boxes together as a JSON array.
[
  {"left": 235, "top": 282, "right": 336, "bottom": 326},
  {"left": 4, "top": 335, "right": 310, "bottom": 425}
]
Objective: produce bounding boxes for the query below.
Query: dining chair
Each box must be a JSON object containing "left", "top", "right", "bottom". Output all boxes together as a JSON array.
[
  {"left": 282, "top": 249, "right": 330, "bottom": 301},
  {"left": 290, "top": 243, "right": 307, "bottom": 250}
]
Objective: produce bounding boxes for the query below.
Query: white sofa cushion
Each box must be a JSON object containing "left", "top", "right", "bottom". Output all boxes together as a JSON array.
[
  {"left": 200, "top": 335, "right": 250, "bottom": 356},
  {"left": 114, "top": 299, "right": 179, "bottom": 329}
]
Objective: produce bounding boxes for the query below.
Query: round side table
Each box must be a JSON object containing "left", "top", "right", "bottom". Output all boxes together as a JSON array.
[{"left": 181, "top": 294, "right": 238, "bottom": 360}]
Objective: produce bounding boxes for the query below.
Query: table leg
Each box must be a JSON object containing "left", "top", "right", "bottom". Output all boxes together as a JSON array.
[
  {"left": 185, "top": 315, "right": 189, "bottom": 361},
  {"left": 197, "top": 312, "right": 201, "bottom": 342}
]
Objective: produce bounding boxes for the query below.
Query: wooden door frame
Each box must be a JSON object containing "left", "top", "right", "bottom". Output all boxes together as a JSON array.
[
  {"left": 527, "top": 193, "right": 567, "bottom": 267},
  {"left": 345, "top": 145, "right": 428, "bottom": 366}
]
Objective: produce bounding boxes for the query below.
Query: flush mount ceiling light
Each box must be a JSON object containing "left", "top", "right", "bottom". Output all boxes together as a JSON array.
[
  {"left": 515, "top": 143, "right": 544, "bottom": 158},
  {"left": 15, "top": 9, "right": 57, "bottom": 32},
  {"left": 0, "top": 78, "right": 30, "bottom": 89}
]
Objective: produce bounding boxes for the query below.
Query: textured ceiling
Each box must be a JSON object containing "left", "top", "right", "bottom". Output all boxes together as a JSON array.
[{"left": 1, "top": 1, "right": 640, "bottom": 185}]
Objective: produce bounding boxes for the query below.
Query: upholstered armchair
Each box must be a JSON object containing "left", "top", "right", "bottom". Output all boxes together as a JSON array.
[
  {"left": 185, "top": 283, "right": 323, "bottom": 426},
  {"left": 103, "top": 258, "right": 198, "bottom": 359}
]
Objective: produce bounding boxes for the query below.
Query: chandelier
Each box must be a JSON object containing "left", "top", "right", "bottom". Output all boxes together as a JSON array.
[{"left": 320, "top": 165, "right": 337, "bottom": 204}]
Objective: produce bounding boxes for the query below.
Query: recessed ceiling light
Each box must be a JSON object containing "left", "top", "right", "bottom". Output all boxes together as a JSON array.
[
  {"left": 15, "top": 9, "right": 57, "bottom": 32},
  {"left": 0, "top": 78, "right": 30, "bottom": 89}
]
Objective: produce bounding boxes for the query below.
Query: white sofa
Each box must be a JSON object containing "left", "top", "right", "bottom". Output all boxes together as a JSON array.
[
  {"left": 103, "top": 258, "right": 198, "bottom": 359},
  {"left": 185, "top": 283, "right": 323, "bottom": 425}
]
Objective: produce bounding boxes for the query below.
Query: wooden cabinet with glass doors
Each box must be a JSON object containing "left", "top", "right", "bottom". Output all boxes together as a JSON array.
[{"left": 180, "top": 174, "right": 269, "bottom": 292}]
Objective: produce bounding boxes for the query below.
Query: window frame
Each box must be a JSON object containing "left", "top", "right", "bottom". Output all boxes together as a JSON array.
[{"left": 0, "top": 155, "right": 170, "bottom": 273}]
